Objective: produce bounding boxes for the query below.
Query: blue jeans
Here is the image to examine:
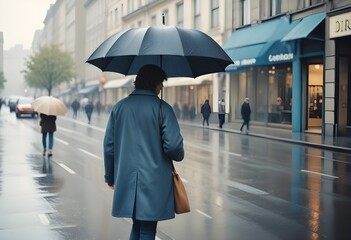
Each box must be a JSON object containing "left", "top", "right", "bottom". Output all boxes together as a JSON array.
[
  {"left": 129, "top": 218, "right": 158, "bottom": 240},
  {"left": 42, "top": 132, "right": 54, "bottom": 149}
]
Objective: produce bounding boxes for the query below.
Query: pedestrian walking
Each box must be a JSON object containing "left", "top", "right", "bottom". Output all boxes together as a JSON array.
[
  {"left": 71, "top": 99, "right": 80, "bottom": 119},
  {"left": 201, "top": 99, "right": 211, "bottom": 126},
  {"left": 240, "top": 97, "right": 251, "bottom": 133},
  {"left": 84, "top": 101, "right": 94, "bottom": 124},
  {"left": 218, "top": 99, "right": 225, "bottom": 128},
  {"left": 95, "top": 100, "right": 102, "bottom": 116},
  {"left": 103, "top": 64, "right": 184, "bottom": 240},
  {"left": 39, "top": 113, "right": 56, "bottom": 157}
]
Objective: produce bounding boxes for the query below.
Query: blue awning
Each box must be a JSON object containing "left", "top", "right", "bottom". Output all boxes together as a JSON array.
[
  {"left": 78, "top": 84, "right": 99, "bottom": 94},
  {"left": 224, "top": 16, "right": 299, "bottom": 71},
  {"left": 281, "top": 12, "right": 326, "bottom": 42}
]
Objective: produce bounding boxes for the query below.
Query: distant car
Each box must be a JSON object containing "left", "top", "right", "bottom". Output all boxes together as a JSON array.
[
  {"left": 15, "top": 97, "right": 38, "bottom": 118},
  {"left": 8, "top": 96, "right": 19, "bottom": 112}
]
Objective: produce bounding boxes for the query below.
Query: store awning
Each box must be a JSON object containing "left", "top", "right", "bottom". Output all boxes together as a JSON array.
[
  {"left": 224, "top": 16, "right": 299, "bottom": 71},
  {"left": 104, "top": 78, "right": 133, "bottom": 89},
  {"left": 163, "top": 74, "right": 212, "bottom": 87},
  {"left": 281, "top": 12, "right": 326, "bottom": 42},
  {"left": 78, "top": 84, "right": 99, "bottom": 94}
]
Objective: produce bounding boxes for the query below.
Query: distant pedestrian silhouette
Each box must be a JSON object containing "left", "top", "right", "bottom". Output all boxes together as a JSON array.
[
  {"left": 240, "top": 98, "right": 251, "bottom": 133},
  {"left": 71, "top": 99, "right": 80, "bottom": 119},
  {"left": 84, "top": 101, "right": 94, "bottom": 124},
  {"left": 218, "top": 99, "right": 225, "bottom": 128},
  {"left": 201, "top": 99, "right": 211, "bottom": 126}
]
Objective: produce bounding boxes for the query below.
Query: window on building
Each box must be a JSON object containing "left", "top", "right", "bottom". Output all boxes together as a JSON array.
[
  {"left": 234, "top": 64, "right": 292, "bottom": 125},
  {"left": 194, "top": 0, "right": 201, "bottom": 29},
  {"left": 270, "top": 0, "right": 282, "bottom": 16},
  {"left": 242, "top": 0, "right": 250, "bottom": 25},
  {"left": 177, "top": 2, "right": 184, "bottom": 27},
  {"left": 211, "top": 0, "right": 219, "bottom": 28}
]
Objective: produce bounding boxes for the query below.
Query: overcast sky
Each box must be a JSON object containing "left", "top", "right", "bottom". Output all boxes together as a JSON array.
[{"left": 0, "top": 0, "right": 55, "bottom": 50}]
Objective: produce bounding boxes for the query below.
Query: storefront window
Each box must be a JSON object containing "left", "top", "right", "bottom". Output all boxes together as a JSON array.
[
  {"left": 267, "top": 64, "right": 292, "bottom": 124},
  {"left": 234, "top": 64, "right": 292, "bottom": 125}
]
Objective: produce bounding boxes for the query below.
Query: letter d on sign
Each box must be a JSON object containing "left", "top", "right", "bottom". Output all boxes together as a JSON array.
[{"left": 336, "top": 21, "right": 340, "bottom": 33}]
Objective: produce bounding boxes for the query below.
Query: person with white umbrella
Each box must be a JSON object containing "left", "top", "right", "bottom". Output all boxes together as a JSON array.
[
  {"left": 32, "top": 96, "right": 67, "bottom": 157},
  {"left": 40, "top": 113, "right": 56, "bottom": 157}
]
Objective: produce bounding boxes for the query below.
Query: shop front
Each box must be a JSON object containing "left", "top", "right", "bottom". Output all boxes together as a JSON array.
[
  {"left": 103, "top": 77, "right": 134, "bottom": 111},
  {"left": 329, "top": 9, "right": 351, "bottom": 136},
  {"left": 163, "top": 76, "right": 213, "bottom": 121},
  {"left": 224, "top": 13, "right": 325, "bottom": 133}
]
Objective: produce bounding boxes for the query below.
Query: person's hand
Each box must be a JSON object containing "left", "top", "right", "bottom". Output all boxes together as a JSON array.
[{"left": 108, "top": 183, "right": 114, "bottom": 190}]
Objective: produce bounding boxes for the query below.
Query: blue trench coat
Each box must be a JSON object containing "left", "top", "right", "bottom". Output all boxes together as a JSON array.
[{"left": 104, "top": 89, "right": 184, "bottom": 221}]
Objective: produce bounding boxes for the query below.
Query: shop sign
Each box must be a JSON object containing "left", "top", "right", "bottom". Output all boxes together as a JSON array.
[
  {"left": 234, "top": 58, "right": 256, "bottom": 66},
  {"left": 329, "top": 12, "right": 351, "bottom": 39},
  {"left": 268, "top": 53, "right": 294, "bottom": 62}
]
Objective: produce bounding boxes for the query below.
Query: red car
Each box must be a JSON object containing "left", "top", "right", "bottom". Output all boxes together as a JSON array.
[{"left": 15, "top": 97, "right": 38, "bottom": 118}]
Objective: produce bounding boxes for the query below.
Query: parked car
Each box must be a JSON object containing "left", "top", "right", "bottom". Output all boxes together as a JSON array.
[
  {"left": 8, "top": 96, "right": 19, "bottom": 112},
  {"left": 15, "top": 97, "right": 38, "bottom": 118}
]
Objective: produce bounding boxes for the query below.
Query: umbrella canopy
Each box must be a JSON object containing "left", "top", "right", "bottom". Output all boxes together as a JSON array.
[
  {"left": 86, "top": 25, "right": 233, "bottom": 78},
  {"left": 32, "top": 96, "right": 68, "bottom": 116}
]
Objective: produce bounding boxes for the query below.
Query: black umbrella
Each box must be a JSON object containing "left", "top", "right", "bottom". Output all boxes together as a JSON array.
[{"left": 86, "top": 25, "right": 233, "bottom": 78}]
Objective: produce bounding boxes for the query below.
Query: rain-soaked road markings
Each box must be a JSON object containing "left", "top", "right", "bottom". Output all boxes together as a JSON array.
[
  {"left": 226, "top": 180, "right": 268, "bottom": 195},
  {"left": 38, "top": 213, "right": 50, "bottom": 225},
  {"left": 55, "top": 137, "right": 69, "bottom": 145},
  {"left": 79, "top": 148, "right": 102, "bottom": 160},
  {"left": 56, "top": 162, "right": 76, "bottom": 174},
  {"left": 301, "top": 169, "right": 339, "bottom": 179},
  {"left": 196, "top": 209, "right": 213, "bottom": 219}
]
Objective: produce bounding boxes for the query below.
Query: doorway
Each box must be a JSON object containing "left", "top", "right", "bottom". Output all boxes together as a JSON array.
[{"left": 306, "top": 64, "right": 323, "bottom": 133}]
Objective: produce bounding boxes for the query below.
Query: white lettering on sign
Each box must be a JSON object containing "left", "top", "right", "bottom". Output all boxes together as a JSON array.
[
  {"left": 330, "top": 12, "right": 351, "bottom": 39},
  {"left": 268, "top": 53, "right": 294, "bottom": 62},
  {"left": 241, "top": 58, "right": 256, "bottom": 65}
]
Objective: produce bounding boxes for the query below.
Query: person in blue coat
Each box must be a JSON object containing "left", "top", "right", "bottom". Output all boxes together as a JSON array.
[{"left": 103, "top": 64, "right": 185, "bottom": 240}]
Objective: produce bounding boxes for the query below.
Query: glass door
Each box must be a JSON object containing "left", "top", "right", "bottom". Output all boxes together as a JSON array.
[{"left": 306, "top": 64, "right": 323, "bottom": 133}]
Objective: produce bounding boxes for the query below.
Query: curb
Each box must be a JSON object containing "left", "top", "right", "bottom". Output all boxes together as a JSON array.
[{"left": 180, "top": 122, "right": 351, "bottom": 153}]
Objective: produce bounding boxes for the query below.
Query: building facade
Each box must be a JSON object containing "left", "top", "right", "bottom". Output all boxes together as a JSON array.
[
  {"left": 99, "top": 0, "right": 231, "bottom": 118},
  {"left": 223, "top": 0, "right": 337, "bottom": 136},
  {"left": 34, "top": 0, "right": 351, "bottom": 137},
  {"left": 326, "top": 1, "right": 351, "bottom": 137}
]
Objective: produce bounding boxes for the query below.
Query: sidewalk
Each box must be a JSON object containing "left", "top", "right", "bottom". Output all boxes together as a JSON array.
[
  {"left": 85, "top": 110, "right": 351, "bottom": 153},
  {"left": 179, "top": 118, "right": 351, "bottom": 153}
]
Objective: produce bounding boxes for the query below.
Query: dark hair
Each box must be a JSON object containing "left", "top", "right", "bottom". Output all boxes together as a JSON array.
[{"left": 134, "top": 64, "right": 167, "bottom": 91}]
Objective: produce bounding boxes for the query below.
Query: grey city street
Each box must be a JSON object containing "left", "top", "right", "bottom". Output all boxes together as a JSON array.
[{"left": 1, "top": 109, "right": 351, "bottom": 240}]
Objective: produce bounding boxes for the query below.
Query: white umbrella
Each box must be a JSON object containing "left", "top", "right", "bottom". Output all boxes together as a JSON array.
[{"left": 32, "top": 96, "right": 68, "bottom": 116}]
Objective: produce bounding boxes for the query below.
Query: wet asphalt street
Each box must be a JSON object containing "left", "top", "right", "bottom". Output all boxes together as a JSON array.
[{"left": 1, "top": 108, "right": 351, "bottom": 240}]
